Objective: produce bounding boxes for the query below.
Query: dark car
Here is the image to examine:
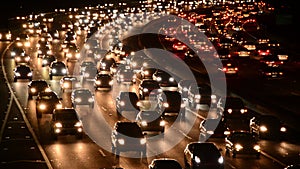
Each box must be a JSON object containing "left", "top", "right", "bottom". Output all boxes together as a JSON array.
[
  {"left": 219, "top": 59, "right": 239, "bottom": 76},
  {"left": 140, "top": 67, "right": 157, "bottom": 79},
  {"left": 111, "top": 121, "right": 147, "bottom": 157},
  {"left": 35, "top": 91, "right": 62, "bottom": 118},
  {"left": 116, "top": 68, "right": 136, "bottom": 84},
  {"left": 13, "top": 64, "right": 33, "bottom": 82},
  {"left": 51, "top": 108, "right": 83, "bottom": 140},
  {"left": 116, "top": 91, "right": 140, "bottom": 116},
  {"left": 259, "top": 65, "right": 284, "bottom": 79},
  {"left": 28, "top": 79, "right": 51, "bottom": 99},
  {"left": 217, "top": 96, "right": 248, "bottom": 119},
  {"left": 71, "top": 88, "right": 94, "bottom": 108},
  {"left": 14, "top": 50, "right": 31, "bottom": 65},
  {"left": 64, "top": 43, "right": 81, "bottom": 62},
  {"left": 138, "top": 79, "right": 162, "bottom": 99},
  {"left": 81, "top": 64, "right": 98, "bottom": 81},
  {"left": 152, "top": 69, "right": 178, "bottom": 88},
  {"left": 49, "top": 61, "right": 68, "bottom": 80},
  {"left": 94, "top": 72, "right": 113, "bottom": 90},
  {"left": 37, "top": 43, "right": 52, "bottom": 58},
  {"left": 149, "top": 158, "right": 183, "bottom": 169},
  {"left": 187, "top": 82, "right": 217, "bottom": 110},
  {"left": 158, "top": 90, "right": 185, "bottom": 117},
  {"left": 41, "top": 54, "right": 56, "bottom": 67},
  {"left": 216, "top": 47, "right": 232, "bottom": 60},
  {"left": 184, "top": 142, "right": 224, "bottom": 169},
  {"left": 259, "top": 55, "right": 284, "bottom": 67},
  {"left": 59, "top": 76, "right": 81, "bottom": 92},
  {"left": 199, "top": 118, "right": 228, "bottom": 140},
  {"left": 136, "top": 110, "right": 165, "bottom": 134},
  {"left": 250, "top": 115, "right": 287, "bottom": 139},
  {"left": 225, "top": 131, "right": 260, "bottom": 158},
  {"left": 10, "top": 47, "right": 25, "bottom": 58},
  {"left": 98, "top": 57, "right": 116, "bottom": 71}
]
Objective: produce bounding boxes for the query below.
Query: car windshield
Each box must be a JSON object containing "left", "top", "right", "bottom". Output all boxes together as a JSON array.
[
  {"left": 116, "top": 123, "right": 143, "bottom": 137},
  {"left": 139, "top": 111, "right": 161, "bottom": 122},
  {"left": 225, "top": 98, "right": 244, "bottom": 108},
  {"left": 40, "top": 93, "right": 58, "bottom": 100},
  {"left": 192, "top": 143, "right": 220, "bottom": 160},
  {"left": 75, "top": 90, "right": 91, "bottom": 95},
  {"left": 55, "top": 111, "right": 78, "bottom": 120},
  {"left": 153, "top": 160, "right": 182, "bottom": 169},
  {"left": 231, "top": 133, "right": 254, "bottom": 142},
  {"left": 141, "top": 81, "right": 160, "bottom": 88}
]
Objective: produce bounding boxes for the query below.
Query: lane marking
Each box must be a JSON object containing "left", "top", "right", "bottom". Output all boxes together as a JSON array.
[
  {"left": 261, "top": 151, "right": 287, "bottom": 167},
  {"left": 99, "top": 149, "right": 106, "bottom": 157}
]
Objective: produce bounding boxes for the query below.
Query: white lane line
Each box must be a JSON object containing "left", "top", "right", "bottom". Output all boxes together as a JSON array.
[
  {"left": 261, "top": 151, "right": 287, "bottom": 167},
  {"left": 227, "top": 162, "right": 237, "bottom": 169},
  {"left": 99, "top": 149, "right": 106, "bottom": 157},
  {"left": 101, "top": 106, "right": 107, "bottom": 112},
  {"left": 177, "top": 129, "right": 193, "bottom": 140}
]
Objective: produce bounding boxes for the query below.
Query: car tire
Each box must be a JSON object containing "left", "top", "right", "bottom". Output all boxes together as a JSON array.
[
  {"left": 49, "top": 75, "right": 53, "bottom": 80},
  {"left": 28, "top": 94, "right": 33, "bottom": 100},
  {"left": 13, "top": 78, "right": 17, "bottom": 82},
  {"left": 36, "top": 111, "right": 42, "bottom": 118},
  {"left": 232, "top": 152, "right": 236, "bottom": 158},
  {"left": 256, "top": 153, "right": 260, "bottom": 159}
]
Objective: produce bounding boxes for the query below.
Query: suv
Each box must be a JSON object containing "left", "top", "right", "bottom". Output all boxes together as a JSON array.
[
  {"left": 111, "top": 121, "right": 147, "bottom": 157},
  {"left": 28, "top": 79, "right": 51, "bottom": 99},
  {"left": 35, "top": 91, "right": 62, "bottom": 118},
  {"left": 51, "top": 108, "right": 83, "bottom": 140},
  {"left": 116, "top": 91, "right": 140, "bottom": 116}
]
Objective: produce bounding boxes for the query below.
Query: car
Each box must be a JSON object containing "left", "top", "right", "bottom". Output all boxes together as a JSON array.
[
  {"left": 71, "top": 88, "right": 94, "bottom": 108},
  {"left": 149, "top": 158, "right": 183, "bottom": 169},
  {"left": 138, "top": 79, "right": 162, "bottom": 99},
  {"left": 116, "top": 68, "right": 136, "bottom": 84},
  {"left": 13, "top": 64, "right": 33, "bottom": 82},
  {"left": 250, "top": 115, "right": 287, "bottom": 139},
  {"left": 219, "top": 59, "right": 239, "bottom": 76},
  {"left": 242, "top": 41, "right": 256, "bottom": 51},
  {"left": 158, "top": 90, "right": 186, "bottom": 117},
  {"left": 0, "top": 28, "right": 12, "bottom": 41},
  {"left": 199, "top": 118, "right": 228, "bottom": 140},
  {"left": 116, "top": 91, "right": 140, "bottom": 116},
  {"left": 49, "top": 61, "right": 68, "bottom": 80},
  {"left": 15, "top": 33, "right": 30, "bottom": 47},
  {"left": 232, "top": 46, "right": 250, "bottom": 58},
  {"left": 50, "top": 108, "right": 83, "bottom": 140},
  {"left": 140, "top": 67, "right": 157, "bottom": 80},
  {"left": 187, "top": 82, "right": 217, "bottom": 110},
  {"left": 64, "top": 43, "right": 81, "bottom": 62},
  {"left": 14, "top": 50, "right": 31, "bottom": 65},
  {"left": 98, "top": 57, "right": 116, "bottom": 71},
  {"left": 255, "top": 44, "right": 272, "bottom": 58},
  {"left": 60, "top": 76, "right": 81, "bottom": 92},
  {"left": 225, "top": 131, "right": 261, "bottom": 158},
  {"left": 184, "top": 142, "right": 224, "bottom": 169},
  {"left": 39, "top": 32, "right": 53, "bottom": 42},
  {"left": 271, "top": 48, "right": 289, "bottom": 61},
  {"left": 259, "top": 55, "right": 284, "bottom": 67},
  {"left": 10, "top": 47, "right": 25, "bottom": 58},
  {"left": 94, "top": 72, "right": 113, "bottom": 91},
  {"left": 37, "top": 41, "right": 52, "bottom": 58},
  {"left": 28, "top": 79, "right": 51, "bottom": 99},
  {"left": 80, "top": 60, "right": 97, "bottom": 74},
  {"left": 41, "top": 54, "right": 56, "bottom": 67},
  {"left": 216, "top": 47, "right": 232, "bottom": 60},
  {"left": 259, "top": 65, "right": 284, "bottom": 79},
  {"left": 81, "top": 64, "right": 98, "bottom": 81},
  {"left": 111, "top": 121, "right": 147, "bottom": 157},
  {"left": 152, "top": 69, "right": 178, "bottom": 88},
  {"left": 35, "top": 90, "right": 62, "bottom": 118},
  {"left": 172, "top": 40, "right": 188, "bottom": 51},
  {"left": 217, "top": 96, "right": 248, "bottom": 119},
  {"left": 284, "top": 164, "right": 300, "bottom": 169},
  {"left": 135, "top": 110, "right": 165, "bottom": 134}
]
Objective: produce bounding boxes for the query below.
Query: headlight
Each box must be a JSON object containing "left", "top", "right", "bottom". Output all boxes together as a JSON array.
[
  {"left": 211, "top": 94, "right": 217, "bottom": 99},
  {"left": 218, "top": 156, "right": 224, "bottom": 164},
  {"left": 27, "top": 72, "right": 32, "bottom": 76},
  {"left": 143, "top": 88, "right": 148, "bottom": 92},
  {"left": 141, "top": 121, "right": 148, "bottom": 126},
  {"left": 62, "top": 69, "right": 67, "bottom": 74},
  {"left": 207, "top": 130, "right": 214, "bottom": 135},
  {"left": 56, "top": 104, "right": 62, "bottom": 109},
  {"left": 169, "top": 77, "right": 174, "bottom": 82},
  {"left": 227, "top": 109, "right": 232, "bottom": 113},
  {"left": 119, "top": 101, "right": 125, "bottom": 106},
  {"left": 52, "top": 69, "right": 57, "bottom": 73},
  {"left": 88, "top": 98, "right": 94, "bottom": 102},
  {"left": 140, "top": 138, "right": 146, "bottom": 145},
  {"left": 117, "top": 138, "right": 125, "bottom": 145},
  {"left": 74, "top": 121, "right": 82, "bottom": 127},
  {"left": 63, "top": 83, "right": 70, "bottom": 88},
  {"left": 109, "top": 80, "right": 114, "bottom": 85},
  {"left": 254, "top": 145, "right": 260, "bottom": 151},
  {"left": 30, "top": 88, "right": 36, "bottom": 93},
  {"left": 39, "top": 104, "right": 46, "bottom": 110},
  {"left": 55, "top": 122, "right": 62, "bottom": 128},
  {"left": 195, "top": 94, "right": 201, "bottom": 99},
  {"left": 163, "top": 102, "right": 169, "bottom": 108},
  {"left": 75, "top": 98, "right": 81, "bottom": 102},
  {"left": 224, "top": 131, "right": 230, "bottom": 135},
  {"left": 280, "top": 126, "right": 287, "bottom": 132},
  {"left": 240, "top": 109, "right": 247, "bottom": 113},
  {"left": 159, "top": 120, "right": 165, "bottom": 126},
  {"left": 194, "top": 156, "right": 201, "bottom": 163},
  {"left": 235, "top": 144, "right": 243, "bottom": 151},
  {"left": 15, "top": 72, "right": 21, "bottom": 76},
  {"left": 260, "top": 126, "right": 267, "bottom": 132}
]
